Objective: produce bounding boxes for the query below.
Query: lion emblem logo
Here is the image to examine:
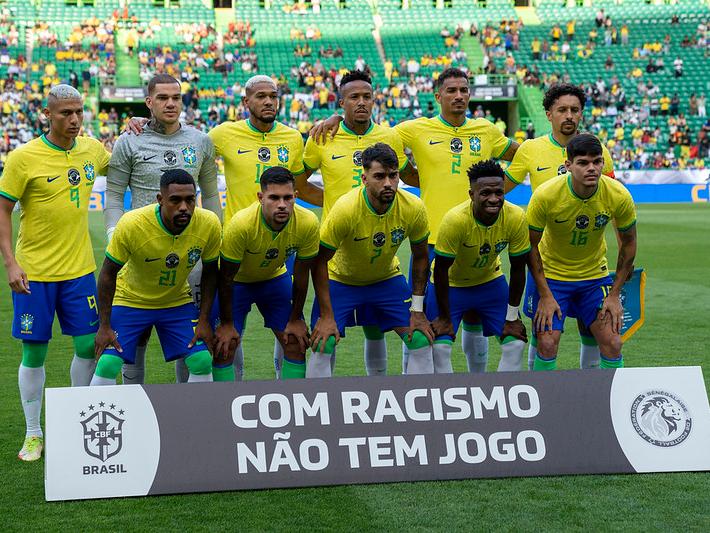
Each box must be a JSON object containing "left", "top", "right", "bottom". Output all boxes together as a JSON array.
[{"left": 630, "top": 390, "right": 692, "bottom": 447}]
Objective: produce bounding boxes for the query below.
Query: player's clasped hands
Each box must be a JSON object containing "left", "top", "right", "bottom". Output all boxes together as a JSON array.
[
  {"left": 409, "top": 311, "right": 435, "bottom": 344},
  {"left": 534, "top": 294, "right": 562, "bottom": 334},
  {"left": 310, "top": 316, "right": 340, "bottom": 352},
  {"left": 94, "top": 324, "right": 122, "bottom": 358},
  {"left": 431, "top": 316, "right": 456, "bottom": 341},
  {"left": 213, "top": 322, "right": 241, "bottom": 363},
  {"left": 282, "top": 318, "right": 310, "bottom": 352},
  {"left": 502, "top": 318, "right": 528, "bottom": 343},
  {"left": 189, "top": 317, "right": 215, "bottom": 352}
]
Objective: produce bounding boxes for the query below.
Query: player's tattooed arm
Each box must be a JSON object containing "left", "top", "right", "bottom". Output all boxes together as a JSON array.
[
  {"left": 214, "top": 260, "right": 241, "bottom": 362},
  {"left": 310, "top": 245, "right": 340, "bottom": 350},
  {"left": 603, "top": 225, "right": 637, "bottom": 334},
  {"left": 502, "top": 252, "right": 529, "bottom": 342},
  {"left": 528, "top": 229, "right": 562, "bottom": 334},
  {"left": 409, "top": 240, "right": 435, "bottom": 343},
  {"left": 432, "top": 254, "right": 456, "bottom": 339},
  {"left": 0, "top": 196, "right": 29, "bottom": 294},
  {"left": 95, "top": 258, "right": 123, "bottom": 357},
  {"left": 283, "top": 258, "right": 313, "bottom": 352},
  {"left": 309, "top": 114, "right": 343, "bottom": 144},
  {"left": 189, "top": 261, "right": 218, "bottom": 351}
]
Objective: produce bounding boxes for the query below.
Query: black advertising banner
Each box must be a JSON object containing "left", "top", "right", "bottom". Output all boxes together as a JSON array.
[{"left": 45, "top": 367, "right": 710, "bottom": 501}]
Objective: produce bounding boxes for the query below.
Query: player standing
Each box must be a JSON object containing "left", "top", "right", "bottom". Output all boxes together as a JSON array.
[
  {"left": 212, "top": 167, "right": 323, "bottom": 380},
  {"left": 429, "top": 160, "right": 530, "bottom": 373},
  {"left": 0, "top": 85, "right": 110, "bottom": 461},
  {"left": 92, "top": 170, "right": 221, "bottom": 384},
  {"left": 106, "top": 74, "right": 221, "bottom": 385},
  {"left": 505, "top": 83, "right": 615, "bottom": 370},
  {"left": 301, "top": 69, "right": 414, "bottom": 376},
  {"left": 308, "top": 143, "right": 434, "bottom": 377},
  {"left": 525, "top": 134, "right": 637, "bottom": 370}
]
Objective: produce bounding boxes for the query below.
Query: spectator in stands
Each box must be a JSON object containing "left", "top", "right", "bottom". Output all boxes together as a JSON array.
[
  {"left": 698, "top": 94, "right": 707, "bottom": 118},
  {"left": 673, "top": 57, "right": 684, "bottom": 77},
  {"left": 595, "top": 9, "right": 605, "bottom": 28},
  {"left": 620, "top": 24, "right": 629, "bottom": 46},
  {"left": 550, "top": 24, "right": 562, "bottom": 42}
]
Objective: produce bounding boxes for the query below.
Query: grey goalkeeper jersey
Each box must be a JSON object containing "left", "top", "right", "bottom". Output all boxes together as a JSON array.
[{"left": 105, "top": 123, "right": 221, "bottom": 232}]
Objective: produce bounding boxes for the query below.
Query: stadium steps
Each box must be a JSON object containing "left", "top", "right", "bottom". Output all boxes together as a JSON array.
[
  {"left": 213, "top": 7, "right": 234, "bottom": 33},
  {"left": 460, "top": 33, "right": 484, "bottom": 72},
  {"left": 115, "top": 29, "right": 141, "bottom": 87},
  {"left": 514, "top": 6, "right": 541, "bottom": 26},
  {"left": 518, "top": 85, "right": 549, "bottom": 135}
]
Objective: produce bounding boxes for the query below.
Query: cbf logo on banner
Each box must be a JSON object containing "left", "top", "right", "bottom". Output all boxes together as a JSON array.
[{"left": 45, "top": 367, "right": 710, "bottom": 501}]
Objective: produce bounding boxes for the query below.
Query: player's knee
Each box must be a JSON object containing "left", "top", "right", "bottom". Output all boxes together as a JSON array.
[
  {"left": 95, "top": 354, "right": 124, "bottom": 379},
  {"left": 599, "top": 336, "right": 623, "bottom": 358},
  {"left": 21, "top": 341, "right": 48, "bottom": 368},
  {"left": 283, "top": 339, "right": 305, "bottom": 363},
  {"left": 184, "top": 350, "right": 212, "bottom": 375},
  {"left": 362, "top": 325, "right": 385, "bottom": 340},
  {"left": 73, "top": 333, "right": 95, "bottom": 360},
  {"left": 536, "top": 335, "right": 558, "bottom": 358},
  {"left": 403, "top": 330, "right": 430, "bottom": 350}
]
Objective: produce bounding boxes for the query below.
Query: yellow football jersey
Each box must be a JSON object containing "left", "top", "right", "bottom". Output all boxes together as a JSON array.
[
  {"left": 221, "top": 202, "right": 320, "bottom": 283},
  {"left": 106, "top": 205, "right": 221, "bottom": 309},
  {"left": 208, "top": 120, "right": 305, "bottom": 223},
  {"left": 0, "top": 135, "right": 110, "bottom": 281},
  {"left": 320, "top": 187, "right": 429, "bottom": 286},
  {"left": 527, "top": 174, "right": 636, "bottom": 282},
  {"left": 303, "top": 120, "right": 408, "bottom": 218},
  {"left": 435, "top": 200, "right": 530, "bottom": 287},
  {"left": 395, "top": 115, "right": 513, "bottom": 244},
  {"left": 505, "top": 134, "right": 615, "bottom": 191}
]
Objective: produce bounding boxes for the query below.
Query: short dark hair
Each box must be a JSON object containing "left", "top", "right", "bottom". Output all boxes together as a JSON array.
[
  {"left": 362, "top": 142, "right": 398, "bottom": 171},
  {"left": 435, "top": 68, "right": 469, "bottom": 90},
  {"left": 339, "top": 69, "right": 372, "bottom": 93},
  {"left": 260, "top": 166, "right": 295, "bottom": 190},
  {"left": 566, "top": 133, "right": 603, "bottom": 160},
  {"left": 160, "top": 169, "right": 195, "bottom": 190},
  {"left": 542, "top": 83, "right": 586, "bottom": 111},
  {"left": 467, "top": 160, "right": 505, "bottom": 184},
  {"left": 148, "top": 74, "right": 180, "bottom": 95}
]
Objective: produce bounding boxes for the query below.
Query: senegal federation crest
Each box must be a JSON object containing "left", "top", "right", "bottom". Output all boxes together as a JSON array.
[
  {"left": 20, "top": 313, "right": 34, "bottom": 333},
  {"left": 83, "top": 161, "right": 96, "bottom": 182},
  {"left": 469, "top": 136, "right": 481, "bottom": 153},
  {"left": 182, "top": 146, "right": 197, "bottom": 167},
  {"left": 277, "top": 145, "right": 290, "bottom": 164},
  {"left": 80, "top": 403, "right": 125, "bottom": 462}
]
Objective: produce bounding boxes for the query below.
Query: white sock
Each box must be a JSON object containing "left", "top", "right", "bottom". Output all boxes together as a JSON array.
[
  {"left": 70, "top": 356, "right": 96, "bottom": 387},
  {"left": 401, "top": 343, "right": 409, "bottom": 374},
  {"left": 405, "top": 345, "right": 434, "bottom": 374},
  {"left": 90, "top": 374, "right": 116, "bottom": 386},
  {"left": 234, "top": 344, "right": 245, "bottom": 381},
  {"left": 175, "top": 357, "right": 189, "bottom": 383},
  {"left": 463, "top": 327, "right": 488, "bottom": 372},
  {"left": 122, "top": 343, "right": 146, "bottom": 384},
  {"left": 498, "top": 339, "right": 526, "bottom": 372},
  {"left": 580, "top": 340, "right": 601, "bottom": 369},
  {"left": 306, "top": 348, "right": 334, "bottom": 378},
  {"left": 432, "top": 343, "right": 453, "bottom": 373},
  {"left": 364, "top": 338, "right": 388, "bottom": 376},
  {"left": 19, "top": 364, "right": 45, "bottom": 437},
  {"left": 274, "top": 339, "right": 284, "bottom": 379},
  {"left": 528, "top": 343, "right": 537, "bottom": 370},
  {"left": 188, "top": 372, "right": 213, "bottom": 383}
]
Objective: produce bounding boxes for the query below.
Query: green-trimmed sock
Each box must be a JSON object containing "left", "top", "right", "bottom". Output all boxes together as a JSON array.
[
  {"left": 600, "top": 355, "right": 624, "bottom": 369},
  {"left": 579, "top": 334, "right": 601, "bottom": 369},
  {"left": 282, "top": 359, "right": 306, "bottom": 379},
  {"left": 533, "top": 352, "right": 557, "bottom": 371},
  {"left": 212, "top": 364, "right": 235, "bottom": 382}
]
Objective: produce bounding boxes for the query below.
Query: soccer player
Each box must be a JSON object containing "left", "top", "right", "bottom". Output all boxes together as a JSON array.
[
  {"left": 0, "top": 84, "right": 110, "bottom": 461},
  {"left": 313, "top": 67, "right": 518, "bottom": 373},
  {"left": 429, "top": 160, "right": 530, "bottom": 373},
  {"left": 308, "top": 143, "right": 434, "bottom": 377},
  {"left": 505, "top": 83, "right": 615, "bottom": 370},
  {"left": 525, "top": 134, "right": 637, "bottom": 370},
  {"left": 91, "top": 170, "right": 221, "bottom": 385},
  {"left": 212, "top": 167, "right": 322, "bottom": 380},
  {"left": 106, "top": 73, "right": 221, "bottom": 385},
  {"left": 302, "top": 69, "right": 414, "bottom": 376}
]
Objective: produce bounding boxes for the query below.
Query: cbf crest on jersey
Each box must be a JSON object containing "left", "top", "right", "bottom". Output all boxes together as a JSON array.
[
  {"left": 83, "top": 161, "right": 96, "bottom": 183},
  {"left": 187, "top": 246, "right": 202, "bottom": 267},
  {"left": 594, "top": 213, "right": 611, "bottom": 230},
  {"left": 182, "top": 146, "right": 197, "bottom": 168},
  {"left": 391, "top": 227, "right": 405, "bottom": 246},
  {"left": 469, "top": 136, "right": 481, "bottom": 153},
  {"left": 450, "top": 138, "right": 463, "bottom": 153},
  {"left": 277, "top": 145, "right": 290, "bottom": 164},
  {"left": 20, "top": 313, "right": 34, "bottom": 334},
  {"left": 80, "top": 403, "right": 125, "bottom": 462}
]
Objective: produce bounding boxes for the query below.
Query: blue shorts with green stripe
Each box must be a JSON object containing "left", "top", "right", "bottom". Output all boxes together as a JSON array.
[
  {"left": 523, "top": 272, "right": 613, "bottom": 331},
  {"left": 426, "top": 276, "right": 509, "bottom": 340}
]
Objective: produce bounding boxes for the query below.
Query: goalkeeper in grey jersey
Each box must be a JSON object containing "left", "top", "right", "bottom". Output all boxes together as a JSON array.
[{"left": 105, "top": 74, "right": 222, "bottom": 384}]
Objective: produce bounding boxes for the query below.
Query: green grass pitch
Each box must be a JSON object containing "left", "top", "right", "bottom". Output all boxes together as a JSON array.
[{"left": 0, "top": 204, "right": 708, "bottom": 531}]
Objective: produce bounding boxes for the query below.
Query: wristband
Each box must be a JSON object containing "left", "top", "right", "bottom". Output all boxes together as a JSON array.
[
  {"left": 506, "top": 304, "right": 519, "bottom": 321},
  {"left": 410, "top": 295, "right": 424, "bottom": 313}
]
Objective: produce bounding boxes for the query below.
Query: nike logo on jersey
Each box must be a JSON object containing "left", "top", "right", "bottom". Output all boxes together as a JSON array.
[
  {"left": 89, "top": 319, "right": 99, "bottom": 326},
  {"left": 238, "top": 149, "right": 252, "bottom": 155},
  {"left": 536, "top": 166, "right": 551, "bottom": 171},
  {"left": 354, "top": 236, "right": 368, "bottom": 241},
  {"left": 144, "top": 257, "right": 161, "bottom": 262},
  {"left": 554, "top": 218, "right": 569, "bottom": 223},
  {"left": 246, "top": 249, "right": 260, "bottom": 254},
  {"left": 143, "top": 155, "right": 157, "bottom": 161},
  {"left": 331, "top": 155, "right": 346, "bottom": 160},
  {"left": 428, "top": 140, "right": 443, "bottom": 145},
  {"left": 46, "top": 175, "right": 60, "bottom": 182}
]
